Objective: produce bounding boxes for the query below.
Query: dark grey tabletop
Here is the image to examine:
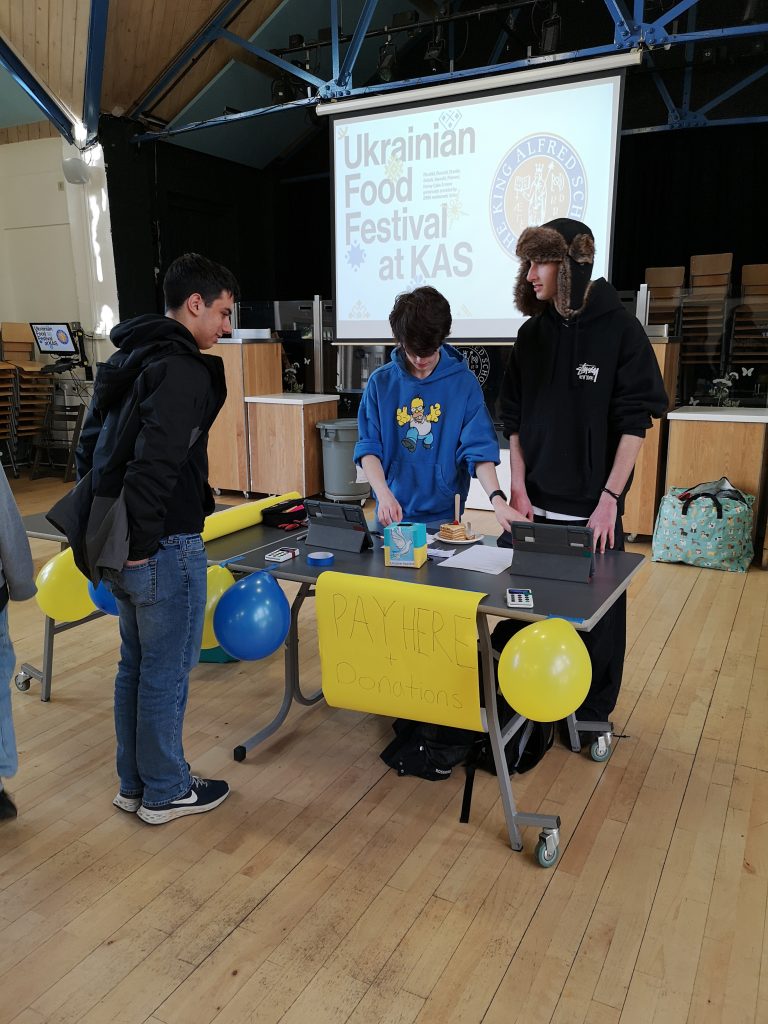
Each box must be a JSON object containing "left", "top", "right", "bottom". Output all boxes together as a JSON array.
[
  {"left": 206, "top": 524, "right": 644, "bottom": 631},
  {"left": 25, "top": 512, "right": 643, "bottom": 631}
]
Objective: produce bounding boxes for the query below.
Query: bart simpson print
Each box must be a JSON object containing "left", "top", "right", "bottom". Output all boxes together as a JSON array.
[{"left": 396, "top": 396, "right": 441, "bottom": 452}]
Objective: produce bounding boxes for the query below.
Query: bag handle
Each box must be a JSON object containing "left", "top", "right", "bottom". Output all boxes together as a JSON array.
[{"left": 682, "top": 493, "right": 723, "bottom": 519}]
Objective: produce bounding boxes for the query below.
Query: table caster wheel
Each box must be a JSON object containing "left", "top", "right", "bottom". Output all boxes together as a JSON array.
[
  {"left": 535, "top": 836, "right": 559, "bottom": 868},
  {"left": 589, "top": 734, "right": 612, "bottom": 762},
  {"left": 627, "top": 532, "right": 637, "bottom": 542},
  {"left": 14, "top": 672, "right": 31, "bottom": 692}
]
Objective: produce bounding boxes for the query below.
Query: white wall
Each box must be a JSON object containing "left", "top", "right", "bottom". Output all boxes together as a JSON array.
[{"left": 0, "top": 135, "right": 119, "bottom": 361}]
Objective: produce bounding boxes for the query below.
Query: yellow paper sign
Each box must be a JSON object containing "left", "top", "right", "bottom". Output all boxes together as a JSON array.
[{"left": 316, "top": 572, "right": 486, "bottom": 731}]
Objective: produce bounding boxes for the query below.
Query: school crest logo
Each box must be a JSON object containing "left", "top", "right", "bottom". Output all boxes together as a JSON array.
[
  {"left": 490, "top": 134, "right": 588, "bottom": 257},
  {"left": 457, "top": 346, "right": 491, "bottom": 386}
]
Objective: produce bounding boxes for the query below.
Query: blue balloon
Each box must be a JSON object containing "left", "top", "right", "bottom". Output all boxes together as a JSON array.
[
  {"left": 213, "top": 571, "right": 291, "bottom": 661},
  {"left": 88, "top": 579, "right": 119, "bottom": 616}
]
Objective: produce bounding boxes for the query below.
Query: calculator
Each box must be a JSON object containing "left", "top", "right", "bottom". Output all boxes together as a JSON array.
[
  {"left": 264, "top": 547, "right": 299, "bottom": 563},
  {"left": 506, "top": 587, "right": 534, "bottom": 609}
]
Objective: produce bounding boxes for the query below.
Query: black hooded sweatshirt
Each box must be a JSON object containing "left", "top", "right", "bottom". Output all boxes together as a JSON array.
[
  {"left": 499, "top": 278, "right": 668, "bottom": 518},
  {"left": 73, "top": 314, "right": 227, "bottom": 560}
]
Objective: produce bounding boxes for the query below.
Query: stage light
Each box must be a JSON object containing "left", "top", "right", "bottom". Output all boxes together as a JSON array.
[
  {"left": 378, "top": 40, "right": 397, "bottom": 82},
  {"left": 540, "top": 14, "right": 561, "bottom": 53},
  {"left": 424, "top": 28, "right": 445, "bottom": 72}
]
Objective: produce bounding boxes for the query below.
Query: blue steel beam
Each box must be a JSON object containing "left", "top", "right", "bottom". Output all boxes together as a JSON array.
[
  {"left": 0, "top": 36, "right": 74, "bottom": 143},
  {"left": 681, "top": 4, "right": 696, "bottom": 115},
  {"left": 650, "top": 0, "right": 699, "bottom": 30},
  {"left": 216, "top": 28, "right": 324, "bottom": 88},
  {"left": 130, "top": 0, "right": 246, "bottom": 117},
  {"left": 696, "top": 63, "right": 768, "bottom": 117},
  {"left": 82, "top": 0, "right": 110, "bottom": 144},
  {"left": 336, "top": 0, "right": 379, "bottom": 89},
  {"left": 633, "top": 1, "right": 643, "bottom": 24},
  {"left": 331, "top": 0, "right": 340, "bottom": 81},
  {"left": 651, "top": 69, "right": 680, "bottom": 122},
  {"left": 601, "top": 0, "right": 634, "bottom": 41},
  {"left": 665, "top": 23, "right": 768, "bottom": 45},
  {"left": 132, "top": 95, "right": 318, "bottom": 142},
  {"left": 623, "top": 115, "right": 768, "bottom": 134}
]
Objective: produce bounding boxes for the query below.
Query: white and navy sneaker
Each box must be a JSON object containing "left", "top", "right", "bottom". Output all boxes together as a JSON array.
[
  {"left": 113, "top": 792, "right": 142, "bottom": 813},
  {"left": 136, "top": 777, "right": 230, "bottom": 824}
]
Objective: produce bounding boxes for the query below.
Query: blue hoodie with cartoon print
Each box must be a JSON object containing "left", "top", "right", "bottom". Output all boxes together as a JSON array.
[{"left": 354, "top": 344, "right": 499, "bottom": 524}]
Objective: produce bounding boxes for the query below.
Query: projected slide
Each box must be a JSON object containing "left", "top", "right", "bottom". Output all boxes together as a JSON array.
[{"left": 333, "top": 74, "right": 622, "bottom": 339}]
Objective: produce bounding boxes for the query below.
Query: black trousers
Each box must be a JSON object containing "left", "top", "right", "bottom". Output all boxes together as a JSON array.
[{"left": 492, "top": 515, "right": 626, "bottom": 722}]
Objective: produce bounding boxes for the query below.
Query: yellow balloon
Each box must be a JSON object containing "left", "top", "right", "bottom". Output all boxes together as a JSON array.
[
  {"left": 497, "top": 619, "right": 591, "bottom": 722},
  {"left": 35, "top": 548, "right": 97, "bottom": 623},
  {"left": 201, "top": 565, "right": 236, "bottom": 649}
]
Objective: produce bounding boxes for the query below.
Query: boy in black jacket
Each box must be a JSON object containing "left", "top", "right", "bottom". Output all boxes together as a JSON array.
[
  {"left": 65, "top": 254, "right": 237, "bottom": 823},
  {"left": 497, "top": 218, "right": 667, "bottom": 734}
]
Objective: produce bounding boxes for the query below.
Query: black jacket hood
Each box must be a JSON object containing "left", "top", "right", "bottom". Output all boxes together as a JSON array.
[{"left": 93, "top": 315, "right": 205, "bottom": 412}]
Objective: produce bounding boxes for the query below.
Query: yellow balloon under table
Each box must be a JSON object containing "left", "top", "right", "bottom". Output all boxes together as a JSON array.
[
  {"left": 497, "top": 618, "right": 592, "bottom": 722},
  {"left": 35, "top": 548, "right": 97, "bottom": 623}
]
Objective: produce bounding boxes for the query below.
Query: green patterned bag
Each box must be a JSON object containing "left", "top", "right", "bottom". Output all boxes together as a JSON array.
[{"left": 651, "top": 485, "right": 755, "bottom": 572}]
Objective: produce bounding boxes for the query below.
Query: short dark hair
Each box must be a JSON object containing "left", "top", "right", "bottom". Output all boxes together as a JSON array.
[
  {"left": 389, "top": 286, "right": 452, "bottom": 356},
  {"left": 163, "top": 253, "right": 240, "bottom": 311}
]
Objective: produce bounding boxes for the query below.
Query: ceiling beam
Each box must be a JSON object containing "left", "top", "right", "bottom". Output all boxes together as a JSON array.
[
  {"left": 83, "top": 0, "right": 111, "bottom": 144},
  {"left": 0, "top": 35, "right": 75, "bottom": 144}
]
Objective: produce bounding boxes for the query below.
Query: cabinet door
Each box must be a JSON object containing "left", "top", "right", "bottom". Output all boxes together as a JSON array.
[{"left": 207, "top": 345, "right": 248, "bottom": 492}]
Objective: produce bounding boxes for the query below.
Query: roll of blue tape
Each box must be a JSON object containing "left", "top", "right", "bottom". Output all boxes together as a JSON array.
[{"left": 307, "top": 551, "right": 335, "bottom": 567}]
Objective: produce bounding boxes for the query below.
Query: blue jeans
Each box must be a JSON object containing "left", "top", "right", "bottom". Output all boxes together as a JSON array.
[
  {"left": 0, "top": 607, "right": 18, "bottom": 780},
  {"left": 103, "top": 534, "right": 207, "bottom": 806}
]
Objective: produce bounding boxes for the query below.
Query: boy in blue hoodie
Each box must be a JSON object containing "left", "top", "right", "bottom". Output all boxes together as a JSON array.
[{"left": 355, "top": 286, "right": 521, "bottom": 532}]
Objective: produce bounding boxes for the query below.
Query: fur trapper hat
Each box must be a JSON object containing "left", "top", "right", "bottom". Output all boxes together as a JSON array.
[{"left": 514, "top": 218, "right": 595, "bottom": 318}]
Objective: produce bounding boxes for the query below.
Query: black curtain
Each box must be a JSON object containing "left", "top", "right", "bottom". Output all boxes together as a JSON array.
[{"left": 612, "top": 125, "right": 762, "bottom": 291}]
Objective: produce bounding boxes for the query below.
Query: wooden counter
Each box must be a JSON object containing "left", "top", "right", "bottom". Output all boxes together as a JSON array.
[
  {"left": 622, "top": 339, "right": 679, "bottom": 537},
  {"left": 206, "top": 342, "right": 282, "bottom": 494},
  {"left": 246, "top": 393, "right": 339, "bottom": 495}
]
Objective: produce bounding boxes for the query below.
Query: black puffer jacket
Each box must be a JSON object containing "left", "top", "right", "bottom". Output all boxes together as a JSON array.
[{"left": 48, "top": 315, "right": 226, "bottom": 577}]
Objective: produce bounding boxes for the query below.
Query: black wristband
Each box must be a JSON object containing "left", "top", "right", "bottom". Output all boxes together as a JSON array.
[
  {"left": 488, "top": 489, "right": 507, "bottom": 503},
  {"left": 602, "top": 486, "right": 621, "bottom": 501}
]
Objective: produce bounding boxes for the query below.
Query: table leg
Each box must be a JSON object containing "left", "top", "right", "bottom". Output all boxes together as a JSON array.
[
  {"left": 233, "top": 581, "right": 324, "bottom": 761},
  {"left": 17, "top": 611, "right": 105, "bottom": 702},
  {"left": 478, "top": 615, "right": 561, "bottom": 859}
]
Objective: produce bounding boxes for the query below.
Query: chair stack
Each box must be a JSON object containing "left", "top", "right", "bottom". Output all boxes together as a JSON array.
[
  {"left": 645, "top": 266, "right": 685, "bottom": 331},
  {"left": 727, "top": 264, "right": 768, "bottom": 403},
  {"left": 10, "top": 360, "right": 55, "bottom": 451},
  {"left": 0, "top": 361, "right": 19, "bottom": 477},
  {"left": 679, "top": 253, "right": 732, "bottom": 375}
]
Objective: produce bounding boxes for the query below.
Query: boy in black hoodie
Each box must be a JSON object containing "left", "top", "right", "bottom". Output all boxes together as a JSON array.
[
  {"left": 497, "top": 219, "right": 668, "bottom": 735},
  {"left": 59, "top": 254, "right": 237, "bottom": 823}
]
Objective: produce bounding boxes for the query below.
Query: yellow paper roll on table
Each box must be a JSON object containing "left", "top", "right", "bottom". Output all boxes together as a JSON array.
[
  {"left": 35, "top": 548, "right": 97, "bottom": 623},
  {"left": 201, "top": 492, "right": 301, "bottom": 542}
]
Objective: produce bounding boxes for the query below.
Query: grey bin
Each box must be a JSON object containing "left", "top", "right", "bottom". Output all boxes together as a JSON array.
[{"left": 316, "top": 418, "right": 371, "bottom": 503}]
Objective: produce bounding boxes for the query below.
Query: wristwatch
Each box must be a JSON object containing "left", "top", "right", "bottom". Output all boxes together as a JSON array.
[{"left": 488, "top": 489, "right": 507, "bottom": 503}]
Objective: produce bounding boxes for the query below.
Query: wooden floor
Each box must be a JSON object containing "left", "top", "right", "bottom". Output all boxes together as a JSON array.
[{"left": 2, "top": 472, "right": 767, "bottom": 1024}]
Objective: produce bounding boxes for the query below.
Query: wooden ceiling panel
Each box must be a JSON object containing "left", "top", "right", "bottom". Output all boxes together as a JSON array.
[
  {"left": 98, "top": 0, "right": 285, "bottom": 122},
  {"left": 0, "top": 120, "right": 59, "bottom": 146},
  {"left": 101, "top": 0, "right": 220, "bottom": 115},
  {"left": 0, "top": 0, "right": 89, "bottom": 119}
]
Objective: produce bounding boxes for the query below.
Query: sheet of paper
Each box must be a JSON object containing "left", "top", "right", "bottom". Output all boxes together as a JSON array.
[{"left": 437, "top": 545, "right": 514, "bottom": 575}]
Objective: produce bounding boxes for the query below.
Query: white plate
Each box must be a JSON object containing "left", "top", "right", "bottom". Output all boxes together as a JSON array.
[{"left": 434, "top": 533, "right": 484, "bottom": 545}]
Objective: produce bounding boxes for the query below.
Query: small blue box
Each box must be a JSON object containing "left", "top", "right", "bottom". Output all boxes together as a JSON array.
[{"left": 383, "top": 522, "right": 428, "bottom": 567}]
